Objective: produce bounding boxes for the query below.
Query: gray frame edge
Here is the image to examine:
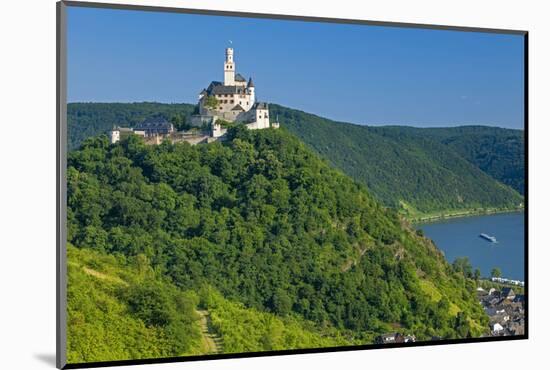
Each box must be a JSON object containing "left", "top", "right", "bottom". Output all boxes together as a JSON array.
[
  {"left": 61, "top": 0, "right": 527, "bottom": 35},
  {"left": 57, "top": 1, "right": 68, "bottom": 368}
]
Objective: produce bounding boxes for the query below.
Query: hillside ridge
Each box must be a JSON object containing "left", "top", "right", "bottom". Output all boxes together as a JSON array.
[{"left": 67, "top": 101, "right": 523, "bottom": 219}]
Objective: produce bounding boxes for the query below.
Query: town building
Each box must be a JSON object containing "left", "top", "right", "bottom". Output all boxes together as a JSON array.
[
  {"left": 478, "top": 285, "right": 525, "bottom": 337},
  {"left": 110, "top": 127, "right": 134, "bottom": 144},
  {"left": 501, "top": 288, "right": 516, "bottom": 301},
  {"left": 134, "top": 117, "right": 174, "bottom": 136},
  {"left": 374, "top": 333, "right": 416, "bottom": 344},
  {"left": 110, "top": 117, "right": 174, "bottom": 144}
]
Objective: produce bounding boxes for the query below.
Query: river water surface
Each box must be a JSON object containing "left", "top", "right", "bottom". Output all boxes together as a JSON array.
[{"left": 416, "top": 212, "right": 525, "bottom": 280}]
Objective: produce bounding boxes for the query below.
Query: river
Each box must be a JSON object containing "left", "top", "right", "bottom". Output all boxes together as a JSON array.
[{"left": 416, "top": 212, "right": 525, "bottom": 280}]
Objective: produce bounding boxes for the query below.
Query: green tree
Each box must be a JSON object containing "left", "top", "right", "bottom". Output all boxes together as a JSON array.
[
  {"left": 474, "top": 268, "right": 481, "bottom": 281},
  {"left": 170, "top": 113, "right": 187, "bottom": 131},
  {"left": 126, "top": 281, "right": 173, "bottom": 327},
  {"left": 452, "top": 257, "right": 473, "bottom": 278},
  {"left": 491, "top": 267, "right": 502, "bottom": 278},
  {"left": 204, "top": 95, "right": 219, "bottom": 109},
  {"left": 271, "top": 289, "right": 292, "bottom": 316},
  {"left": 454, "top": 312, "right": 470, "bottom": 338}
]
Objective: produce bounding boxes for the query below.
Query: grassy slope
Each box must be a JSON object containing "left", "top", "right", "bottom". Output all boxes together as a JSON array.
[
  {"left": 67, "top": 244, "right": 191, "bottom": 363},
  {"left": 67, "top": 244, "right": 349, "bottom": 363}
]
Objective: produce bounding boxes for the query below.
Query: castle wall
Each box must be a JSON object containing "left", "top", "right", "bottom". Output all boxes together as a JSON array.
[
  {"left": 213, "top": 92, "right": 253, "bottom": 114},
  {"left": 254, "top": 108, "right": 270, "bottom": 129},
  {"left": 212, "top": 123, "right": 228, "bottom": 138},
  {"left": 190, "top": 114, "right": 215, "bottom": 127}
]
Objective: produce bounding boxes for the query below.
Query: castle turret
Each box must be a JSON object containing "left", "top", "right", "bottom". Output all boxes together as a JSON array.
[
  {"left": 224, "top": 47, "right": 235, "bottom": 86},
  {"left": 272, "top": 114, "right": 280, "bottom": 129},
  {"left": 110, "top": 127, "right": 121, "bottom": 144},
  {"left": 247, "top": 77, "right": 255, "bottom": 105}
]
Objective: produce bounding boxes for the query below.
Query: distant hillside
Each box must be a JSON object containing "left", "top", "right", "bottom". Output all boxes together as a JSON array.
[
  {"left": 419, "top": 126, "right": 524, "bottom": 195},
  {"left": 68, "top": 102, "right": 195, "bottom": 150},
  {"left": 269, "top": 104, "right": 523, "bottom": 218},
  {"left": 68, "top": 102, "right": 523, "bottom": 219}
]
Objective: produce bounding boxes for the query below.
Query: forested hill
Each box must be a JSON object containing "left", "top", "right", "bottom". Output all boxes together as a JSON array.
[
  {"left": 269, "top": 104, "right": 523, "bottom": 218},
  {"left": 415, "top": 126, "right": 524, "bottom": 195},
  {"left": 67, "top": 127, "right": 487, "bottom": 362},
  {"left": 68, "top": 102, "right": 523, "bottom": 219}
]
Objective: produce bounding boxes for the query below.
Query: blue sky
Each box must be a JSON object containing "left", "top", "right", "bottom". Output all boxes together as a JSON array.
[{"left": 67, "top": 6, "right": 525, "bottom": 128}]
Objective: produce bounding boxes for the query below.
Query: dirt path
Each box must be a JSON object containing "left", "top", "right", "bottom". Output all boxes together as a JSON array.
[
  {"left": 82, "top": 266, "right": 128, "bottom": 286},
  {"left": 196, "top": 310, "right": 224, "bottom": 354}
]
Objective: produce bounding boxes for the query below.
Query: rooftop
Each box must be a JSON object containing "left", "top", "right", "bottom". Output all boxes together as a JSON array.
[
  {"left": 135, "top": 117, "right": 173, "bottom": 129},
  {"left": 207, "top": 81, "right": 247, "bottom": 95},
  {"left": 253, "top": 102, "right": 268, "bottom": 109}
]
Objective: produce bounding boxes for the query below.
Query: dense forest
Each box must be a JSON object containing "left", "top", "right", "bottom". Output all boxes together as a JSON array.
[
  {"left": 269, "top": 104, "right": 523, "bottom": 218},
  {"left": 67, "top": 127, "right": 489, "bottom": 363},
  {"left": 68, "top": 102, "right": 524, "bottom": 219},
  {"left": 418, "top": 126, "right": 524, "bottom": 195}
]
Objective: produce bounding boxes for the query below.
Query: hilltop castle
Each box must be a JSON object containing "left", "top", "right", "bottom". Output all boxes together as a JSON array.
[
  {"left": 110, "top": 47, "right": 277, "bottom": 145},
  {"left": 191, "top": 47, "right": 279, "bottom": 137}
]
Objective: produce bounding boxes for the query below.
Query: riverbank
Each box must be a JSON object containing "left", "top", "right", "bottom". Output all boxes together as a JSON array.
[
  {"left": 478, "top": 278, "right": 525, "bottom": 294},
  {"left": 406, "top": 206, "right": 524, "bottom": 224}
]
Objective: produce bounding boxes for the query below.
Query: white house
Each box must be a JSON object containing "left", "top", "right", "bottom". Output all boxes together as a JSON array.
[
  {"left": 110, "top": 127, "right": 134, "bottom": 144},
  {"left": 492, "top": 323, "right": 504, "bottom": 333}
]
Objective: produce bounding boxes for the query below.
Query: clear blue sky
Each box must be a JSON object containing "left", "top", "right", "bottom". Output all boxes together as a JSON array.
[{"left": 67, "top": 6, "right": 525, "bottom": 129}]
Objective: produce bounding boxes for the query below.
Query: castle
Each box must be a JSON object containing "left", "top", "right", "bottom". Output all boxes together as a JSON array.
[
  {"left": 191, "top": 47, "right": 279, "bottom": 137},
  {"left": 110, "top": 47, "right": 277, "bottom": 145}
]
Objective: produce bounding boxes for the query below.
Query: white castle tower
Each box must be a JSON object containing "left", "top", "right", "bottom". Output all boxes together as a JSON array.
[{"left": 224, "top": 47, "right": 235, "bottom": 86}]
